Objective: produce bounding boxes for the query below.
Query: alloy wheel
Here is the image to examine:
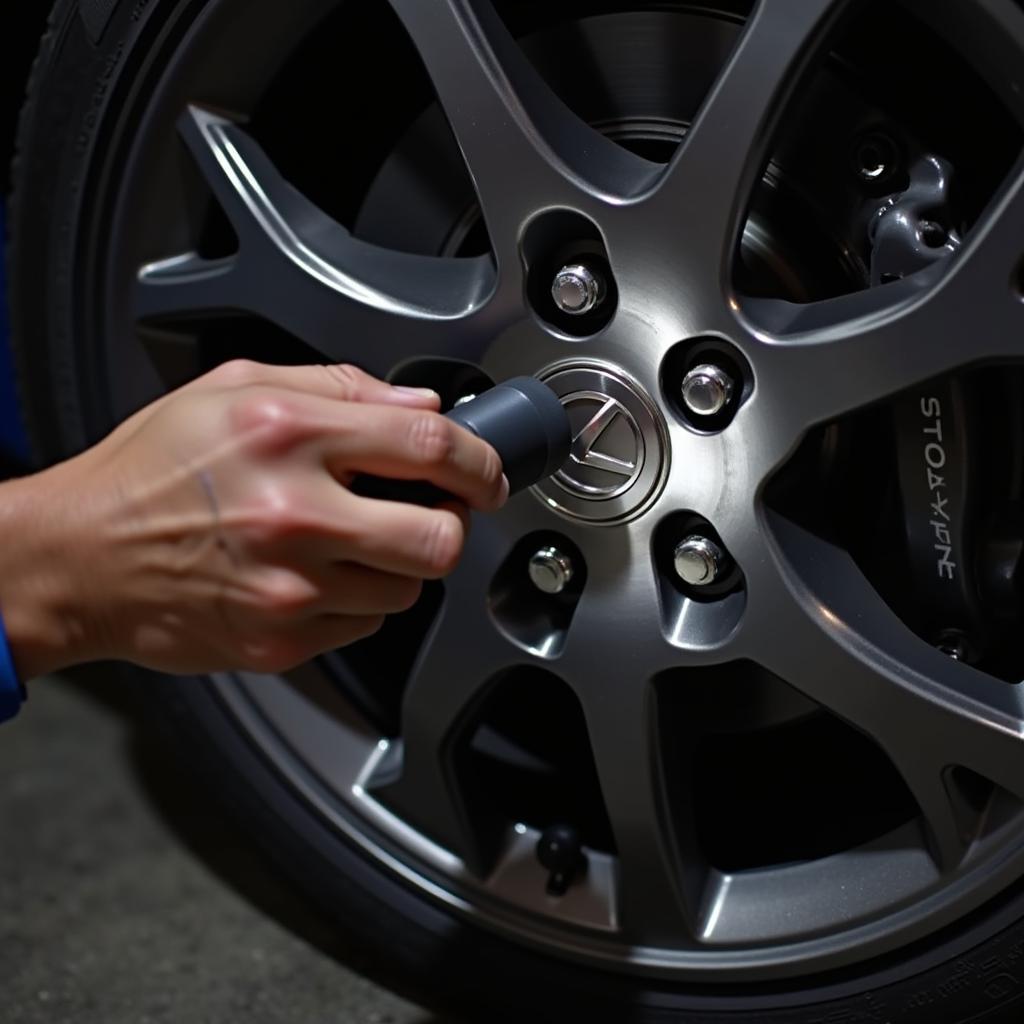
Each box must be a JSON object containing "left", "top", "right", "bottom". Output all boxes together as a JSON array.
[{"left": 91, "top": 0, "right": 1024, "bottom": 982}]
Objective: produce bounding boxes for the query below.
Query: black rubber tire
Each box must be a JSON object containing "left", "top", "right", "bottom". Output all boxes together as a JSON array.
[{"left": 9, "top": 1, "right": 1024, "bottom": 1020}]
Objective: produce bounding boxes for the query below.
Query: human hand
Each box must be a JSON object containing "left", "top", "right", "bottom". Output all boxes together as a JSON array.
[{"left": 0, "top": 361, "right": 507, "bottom": 678}]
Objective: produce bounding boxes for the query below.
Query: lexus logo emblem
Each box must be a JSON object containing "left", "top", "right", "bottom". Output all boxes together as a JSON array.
[
  {"left": 533, "top": 364, "right": 667, "bottom": 524},
  {"left": 554, "top": 391, "right": 645, "bottom": 499}
]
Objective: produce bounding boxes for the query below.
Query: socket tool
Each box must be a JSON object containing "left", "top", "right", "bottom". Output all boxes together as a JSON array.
[{"left": 352, "top": 376, "right": 571, "bottom": 506}]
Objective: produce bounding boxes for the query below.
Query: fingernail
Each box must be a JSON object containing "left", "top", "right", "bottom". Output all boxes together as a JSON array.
[
  {"left": 393, "top": 386, "right": 438, "bottom": 399},
  {"left": 497, "top": 474, "right": 510, "bottom": 508}
]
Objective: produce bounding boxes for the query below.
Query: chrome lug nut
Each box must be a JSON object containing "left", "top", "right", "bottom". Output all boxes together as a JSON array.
[
  {"left": 681, "top": 363, "right": 735, "bottom": 417},
  {"left": 673, "top": 535, "right": 726, "bottom": 587},
  {"left": 551, "top": 263, "right": 604, "bottom": 316},
  {"left": 528, "top": 546, "right": 575, "bottom": 595}
]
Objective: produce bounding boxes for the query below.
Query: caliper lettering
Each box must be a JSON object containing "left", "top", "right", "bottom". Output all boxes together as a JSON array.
[{"left": 920, "top": 396, "right": 957, "bottom": 581}]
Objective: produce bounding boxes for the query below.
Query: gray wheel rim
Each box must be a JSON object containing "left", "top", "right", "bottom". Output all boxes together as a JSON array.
[{"left": 90, "top": 0, "right": 1024, "bottom": 982}]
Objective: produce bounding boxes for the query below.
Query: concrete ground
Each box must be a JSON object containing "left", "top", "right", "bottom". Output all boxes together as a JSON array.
[{"left": 0, "top": 671, "right": 458, "bottom": 1024}]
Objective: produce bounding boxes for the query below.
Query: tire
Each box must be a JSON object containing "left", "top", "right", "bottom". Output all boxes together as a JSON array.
[{"left": 9, "top": 1, "right": 1024, "bottom": 1021}]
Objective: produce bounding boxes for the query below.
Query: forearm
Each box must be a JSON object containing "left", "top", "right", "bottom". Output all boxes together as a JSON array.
[{"left": 0, "top": 461, "right": 106, "bottom": 679}]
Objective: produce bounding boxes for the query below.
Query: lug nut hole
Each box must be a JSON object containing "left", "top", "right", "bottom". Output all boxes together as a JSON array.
[
  {"left": 661, "top": 337, "right": 751, "bottom": 432},
  {"left": 489, "top": 532, "right": 587, "bottom": 658},
  {"left": 655, "top": 513, "right": 744, "bottom": 602},
  {"left": 522, "top": 210, "right": 617, "bottom": 338},
  {"left": 652, "top": 513, "right": 746, "bottom": 646}
]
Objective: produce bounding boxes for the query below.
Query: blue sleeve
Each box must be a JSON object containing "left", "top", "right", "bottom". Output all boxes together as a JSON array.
[{"left": 0, "top": 610, "right": 25, "bottom": 723}]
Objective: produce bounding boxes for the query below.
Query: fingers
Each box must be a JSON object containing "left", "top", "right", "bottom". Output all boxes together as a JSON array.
[
  {"left": 321, "top": 402, "right": 507, "bottom": 512},
  {"left": 103, "top": 362, "right": 441, "bottom": 462},
  {"left": 330, "top": 495, "right": 470, "bottom": 580},
  {"left": 245, "top": 562, "right": 425, "bottom": 619},
  {"left": 436, "top": 499, "right": 472, "bottom": 538},
  {"left": 226, "top": 390, "right": 505, "bottom": 511},
  {"left": 199, "top": 365, "right": 503, "bottom": 511},
  {"left": 206, "top": 360, "right": 441, "bottom": 409},
  {"left": 319, "top": 563, "right": 424, "bottom": 616},
  {"left": 229, "top": 562, "right": 425, "bottom": 673},
  {"left": 241, "top": 614, "right": 387, "bottom": 673},
  {"left": 293, "top": 614, "right": 388, "bottom": 656}
]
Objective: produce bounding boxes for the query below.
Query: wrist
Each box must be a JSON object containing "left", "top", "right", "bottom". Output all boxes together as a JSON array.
[{"left": 0, "top": 460, "right": 110, "bottom": 678}]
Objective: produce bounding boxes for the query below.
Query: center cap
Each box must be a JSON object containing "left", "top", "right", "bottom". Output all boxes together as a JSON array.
[{"left": 534, "top": 363, "right": 668, "bottom": 524}]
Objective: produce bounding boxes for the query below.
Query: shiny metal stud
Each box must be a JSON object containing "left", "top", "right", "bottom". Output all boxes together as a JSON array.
[
  {"left": 673, "top": 535, "right": 725, "bottom": 587},
  {"left": 681, "top": 364, "right": 735, "bottom": 417},
  {"left": 528, "top": 546, "right": 575, "bottom": 595},
  {"left": 551, "top": 263, "right": 604, "bottom": 316}
]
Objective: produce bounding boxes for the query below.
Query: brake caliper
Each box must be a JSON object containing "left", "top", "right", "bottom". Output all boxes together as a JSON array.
[
  {"left": 879, "top": 156, "right": 982, "bottom": 657},
  {"left": 893, "top": 379, "right": 982, "bottom": 656}
]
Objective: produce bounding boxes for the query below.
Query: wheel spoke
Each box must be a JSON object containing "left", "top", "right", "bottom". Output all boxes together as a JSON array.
[
  {"left": 646, "top": 0, "right": 850, "bottom": 287},
  {"left": 748, "top": 514, "right": 1024, "bottom": 870},
  {"left": 743, "top": 156, "right": 1024, "bottom": 447},
  {"left": 136, "top": 105, "right": 498, "bottom": 377},
  {"left": 135, "top": 253, "right": 238, "bottom": 320},
  {"left": 911, "top": 769, "right": 972, "bottom": 873},
  {"left": 579, "top": 681, "right": 700, "bottom": 943},
  {"left": 559, "top": 579, "right": 700, "bottom": 942},
  {"left": 385, "top": 0, "right": 658, "bottom": 256},
  {"left": 367, "top": 517, "right": 519, "bottom": 873}
]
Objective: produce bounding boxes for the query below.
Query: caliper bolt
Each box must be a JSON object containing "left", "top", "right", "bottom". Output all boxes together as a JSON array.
[
  {"left": 551, "top": 262, "right": 605, "bottom": 316},
  {"left": 674, "top": 535, "right": 726, "bottom": 587},
  {"left": 681, "top": 363, "right": 735, "bottom": 417},
  {"left": 528, "top": 546, "right": 575, "bottom": 595}
]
